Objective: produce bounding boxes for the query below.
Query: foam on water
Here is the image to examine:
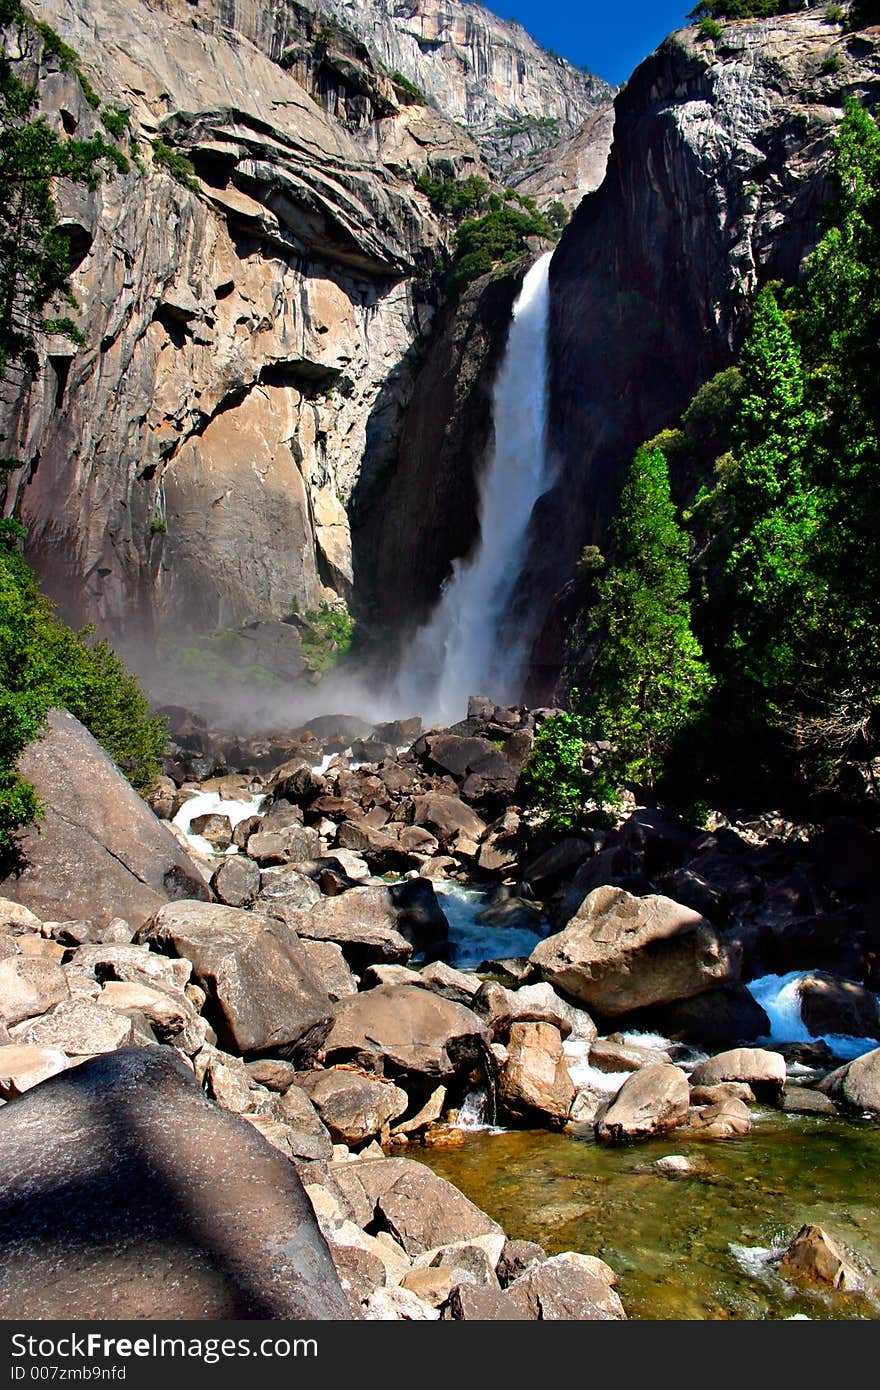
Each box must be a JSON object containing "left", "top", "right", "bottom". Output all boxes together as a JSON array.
[
  {"left": 562, "top": 1038, "right": 631, "bottom": 1095},
  {"left": 747, "top": 969, "right": 880, "bottom": 1061},
  {"left": 432, "top": 881, "right": 548, "bottom": 969},
  {"left": 172, "top": 790, "right": 265, "bottom": 858}
]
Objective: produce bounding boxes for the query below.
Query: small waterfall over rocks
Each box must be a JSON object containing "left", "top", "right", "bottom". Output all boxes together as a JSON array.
[{"left": 393, "top": 251, "right": 554, "bottom": 724}]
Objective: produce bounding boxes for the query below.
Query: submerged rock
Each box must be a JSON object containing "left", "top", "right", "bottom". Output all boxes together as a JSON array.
[{"left": 779, "top": 1224, "right": 868, "bottom": 1294}]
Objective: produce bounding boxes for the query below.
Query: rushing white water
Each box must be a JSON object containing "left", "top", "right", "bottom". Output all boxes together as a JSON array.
[
  {"left": 431, "top": 881, "right": 548, "bottom": 969},
  {"left": 394, "top": 252, "right": 554, "bottom": 725},
  {"left": 172, "top": 791, "right": 264, "bottom": 858},
  {"left": 747, "top": 970, "right": 880, "bottom": 1061}
]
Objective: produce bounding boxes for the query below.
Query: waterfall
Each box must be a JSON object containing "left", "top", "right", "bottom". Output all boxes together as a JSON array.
[{"left": 394, "top": 251, "right": 554, "bottom": 725}]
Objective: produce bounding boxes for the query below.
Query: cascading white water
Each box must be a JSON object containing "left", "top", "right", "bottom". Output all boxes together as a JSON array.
[{"left": 394, "top": 251, "right": 554, "bottom": 725}]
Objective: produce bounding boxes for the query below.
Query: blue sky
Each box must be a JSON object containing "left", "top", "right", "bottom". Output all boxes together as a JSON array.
[{"left": 483, "top": 2, "right": 693, "bottom": 86}]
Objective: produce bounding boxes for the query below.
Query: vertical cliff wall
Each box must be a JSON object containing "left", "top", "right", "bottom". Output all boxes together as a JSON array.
[{"left": 521, "top": 9, "right": 880, "bottom": 701}]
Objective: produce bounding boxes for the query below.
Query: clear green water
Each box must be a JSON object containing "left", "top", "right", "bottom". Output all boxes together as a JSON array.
[{"left": 408, "top": 1113, "right": 880, "bottom": 1320}]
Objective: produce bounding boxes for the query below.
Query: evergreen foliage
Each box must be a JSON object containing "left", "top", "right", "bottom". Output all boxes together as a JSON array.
[
  {"left": 0, "top": 521, "right": 167, "bottom": 857},
  {"left": 449, "top": 199, "right": 556, "bottom": 293}
]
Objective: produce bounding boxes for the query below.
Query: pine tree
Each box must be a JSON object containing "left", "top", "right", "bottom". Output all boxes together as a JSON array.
[{"left": 581, "top": 445, "right": 713, "bottom": 799}]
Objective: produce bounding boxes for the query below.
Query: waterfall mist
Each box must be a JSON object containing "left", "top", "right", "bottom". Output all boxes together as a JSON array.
[{"left": 390, "top": 251, "right": 554, "bottom": 726}]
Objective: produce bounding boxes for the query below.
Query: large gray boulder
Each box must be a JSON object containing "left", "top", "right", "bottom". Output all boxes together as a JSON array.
[
  {"left": 0, "top": 955, "right": 69, "bottom": 1028},
  {"left": 323, "top": 984, "right": 488, "bottom": 1082},
  {"left": 530, "top": 885, "right": 737, "bottom": 1016},
  {"left": 798, "top": 973, "right": 880, "bottom": 1041},
  {"left": 329, "top": 1157, "right": 502, "bottom": 1258},
  {"left": 0, "top": 1047, "right": 351, "bottom": 1318},
  {"left": 499, "top": 1022, "right": 576, "bottom": 1123},
  {"left": 0, "top": 711, "right": 209, "bottom": 928},
  {"left": 137, "top": 900, "right": 333, "bottom": 1060},
  {"left": 689, "top": 1047, "right": 786, "bottom": 1096},
  {"left": 597, "top": 1064, "right": 690, "bottom": 1144},
  {"left": 820, "top": 1047, "right": 880, "bottom": 1115}
]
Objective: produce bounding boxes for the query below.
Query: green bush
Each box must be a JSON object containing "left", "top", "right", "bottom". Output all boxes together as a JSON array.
[
  {"left": 824, "top": 4, "right": 846, "bottom": 22},
  {"left": 518, "top": 707, "right": 593, "bottom": 832},
  {"left": 0, "top": 521, "right": 166, "bottom": 857},
  {"left": 100, "top": 105, "right": 129, "bottom": 139},
  {"left": 414, "top": 173, "right": 490, "bottom": 220},
  {"left": 448, "top": 202, "right": 556, "bottom": 293},
  {"left": 689, "top": 2, "right": 789, "bottom": 18},
  {"left": 699, "top": 18, "right": 724, "bottom": 40},
  {"left": 151, "top": 138, "right": 198, "bottom": 192},
  {"left": 391, "top": 71, "right": 425, "bottom": 103},
  {"left": 300, "top": 603, "right": 355, "bottom": 673},
  {"left": 820, "top": 51, "right": 843, "bottom": 75}
]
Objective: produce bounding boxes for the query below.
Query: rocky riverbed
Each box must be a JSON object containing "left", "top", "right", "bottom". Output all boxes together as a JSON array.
[{"left": 0, "top": 698, "right": 878, "bottom": 1320}]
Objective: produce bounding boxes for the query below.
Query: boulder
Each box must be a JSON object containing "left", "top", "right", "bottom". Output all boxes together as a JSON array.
[
  {"left": 499, "top": 1023, "right": 576, "bottom": 1123},
  {"left": 626, "top": 984, "right": 771, "bottom": 1047},
  {"left": 210, "top": 856, "right": 260, "bottom": 908},
  {"left": 512, "top": 1253, "right": 626, "bottom": 1320},
  {"left": 589, "top": 1039, "right": 672, "bottom": 1073},
  {"left": 410, "top": 794, "right": 488, "bottom": 850},
  {"left": 820, "top": 1047, "right": 880, "bottom": 1115},
  {"left": 597, "top": 1064, "right": 690, "bottom": 1143},
  {"left": 0, "top": 710, "right": 209, "bottom": 927},
  {"left": 779, "top": 1224, "right": 867, "bottom": 1294},
  {"left": 779, "top": 1085, "right": 838, "bottom": 1116},
  {"left": 65, "top": 942, "right": 192, "bottom": 993},
  {"left": 257, "top": 867, "right": 322, "bottom": 910},
  {"left": 688, "top": 1047, "right": 786, "bottom": 1096},
  {"left": 0, "top": 1047, "right": 351, "bottom": 1318},
  {"left": 98, "top": 980, "right": 195, "bottom": 1038},
  {"left": 474, "top": 981, "right": 588, "bottom": 1041},
  {"left": 14, "top": 998, "right": 135, "bottom": 1055},
  {"left": 418, "top": 960, "right": 482, "bottom": 1005},
  {"left": 342, "top": 1159, "right": 502, "bottom": 1258},
  {"left": 324, "top": 985, "right": 488, "bottom": 1082},
  {"left": 798, "top": 973, "right": 880, "bottom": 1041},
  {"left": 137, "top": 901, "right": 333, "bottom": 1061},
  {"left": 246, "top": 825, "right": 322, "bottom": 866},
  {"left": 364, "top": 1286, "right": 438, "bottom": 1320},
  {"left": 0, "top": 1043, "right": 68, "bottom": 1098},
  {"left": 0, "top": 955, "right": 69, "bottom": 1027},
  {"left": 530, "top": 886, "right": 737, "bottom": 1017},
  {"left": 284, "top": 882, "right": 448, "bottom": 971},
  {"left": 300, "top": 939, "right": 358, "bottom": 1000},
  {"left": 476, "top": 897, "right": 544, "bottom": 931},
  {"left": 297, "top": 1068, "right": 408, "bottom": 1145},
  {"left": 682, "top": 1097, "right": 752, "bottom": 1139},
  {"left": 0, "top": 898, "right": 43, "bottom": 935},
  {"left": 244, "top": 1058, "right": 299, "bottom": 1092},
  {"left": 497, "top": 1240, "right": 547, "bottom": 1287},
  {"left": 444, "top": 1284, "right": 534, "bottom": 1319},
  {"left": 190, "top": 813, "right": 233, "bottom": 849},
  {"left": 336, "top": 820, "right": 409, "bottom": 873}
]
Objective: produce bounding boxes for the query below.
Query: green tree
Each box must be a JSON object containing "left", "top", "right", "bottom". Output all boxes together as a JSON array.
[{"left": 581, "top": 446, "right": 714, "bottom": 799}]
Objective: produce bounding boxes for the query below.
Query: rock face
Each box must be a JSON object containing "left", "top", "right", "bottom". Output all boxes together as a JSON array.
[
  {"left": 137, "top": 900, "right": 334, "bottom": 1060},
  {"left": 0, "top": 1047, "right": 352, "bottom": 1318},
  {"left": 0, "top": 0, "right": 478, "bottom": 673},
  {"left": 0, "top": 710, "right": 208, "bottom": 928},
  {"left": 530, "top": 885, "right": 737, "bottom": 1016},
  {"left": 525, "top": 10, "right": 880, "bottom": 698},
  {"left": 330, "top": 0, "right": 611, "bottom": 179}
]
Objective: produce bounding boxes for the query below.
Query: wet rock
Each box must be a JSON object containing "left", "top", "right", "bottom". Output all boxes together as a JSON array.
[
  {"left": 689, "top": 1047, "right": 786, "bottom": 1097},
  {"left": 297, "top": 1068, "right": 408, "bottom": 1145},
  {"left": 0, "top": 711, "right": 208, "bottom": 928},
  {"left": 499, "top": 1022, "right": 576, "bottom": 1123},
  {"left": 798, "top": 973, "right": 880, "bottom": 1041},
  {"left": 820, "top": 1047, "right": 880, "bottom": 1115},
  {"left": 652, "top": 1155, "right": 700, "bottom": 1178},
  {"left": 779, "top": 1224, "right": 868, "bottom": 1294},
  {"left": 190, "top": 813, "right": 233, "bottom": 849},
  {"left": 0, "top": 956, "right": 70, "bottom": 1028},
  {"left": 324, "top": 984, "right": 487, "bottom": 1083},
  {"left": 689, "top": 1081, "right": 755, "bottom": 1106},
  {"left": 0, "top": 1044, "right": 68, "bottom": 1098},
  {"left": 779, "top": 1085, "right": 838, "bottom": 1116},
  {"left": 589, "top": 1039, "right": 672, "bottom": 1073},
  {"left": 232, "top": 815, "right": 263, "bottom": 850},
  {"left": 0, "top": 1047, "right": 351, "bottom": 1317},
  {"left": 682, "top": 1096, "right": 751, "bottom": 1139},
  {"left": 210, "top": 855, "right": 260, "bottom": 908},
  {"left": 475, "top": 897, "right": 544, "bottom": 932},
  {"left": 531, "top": 886, "right": 737, "bottom": 1017},
  {"left": 137, "top": 901, "right": 333, "bottom": 1061},
  {"left": 14, "top": 998, "right": 135, "bottom": 1055},
  {"left": 246, "top": 825, "right": 322, "bottom": 866},
  {"left": 597, "top": 1064, "right": 690, "bottom": 1144},
  {"left": 628, "top": 984, "right": 771, "bottom": 1047}
]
